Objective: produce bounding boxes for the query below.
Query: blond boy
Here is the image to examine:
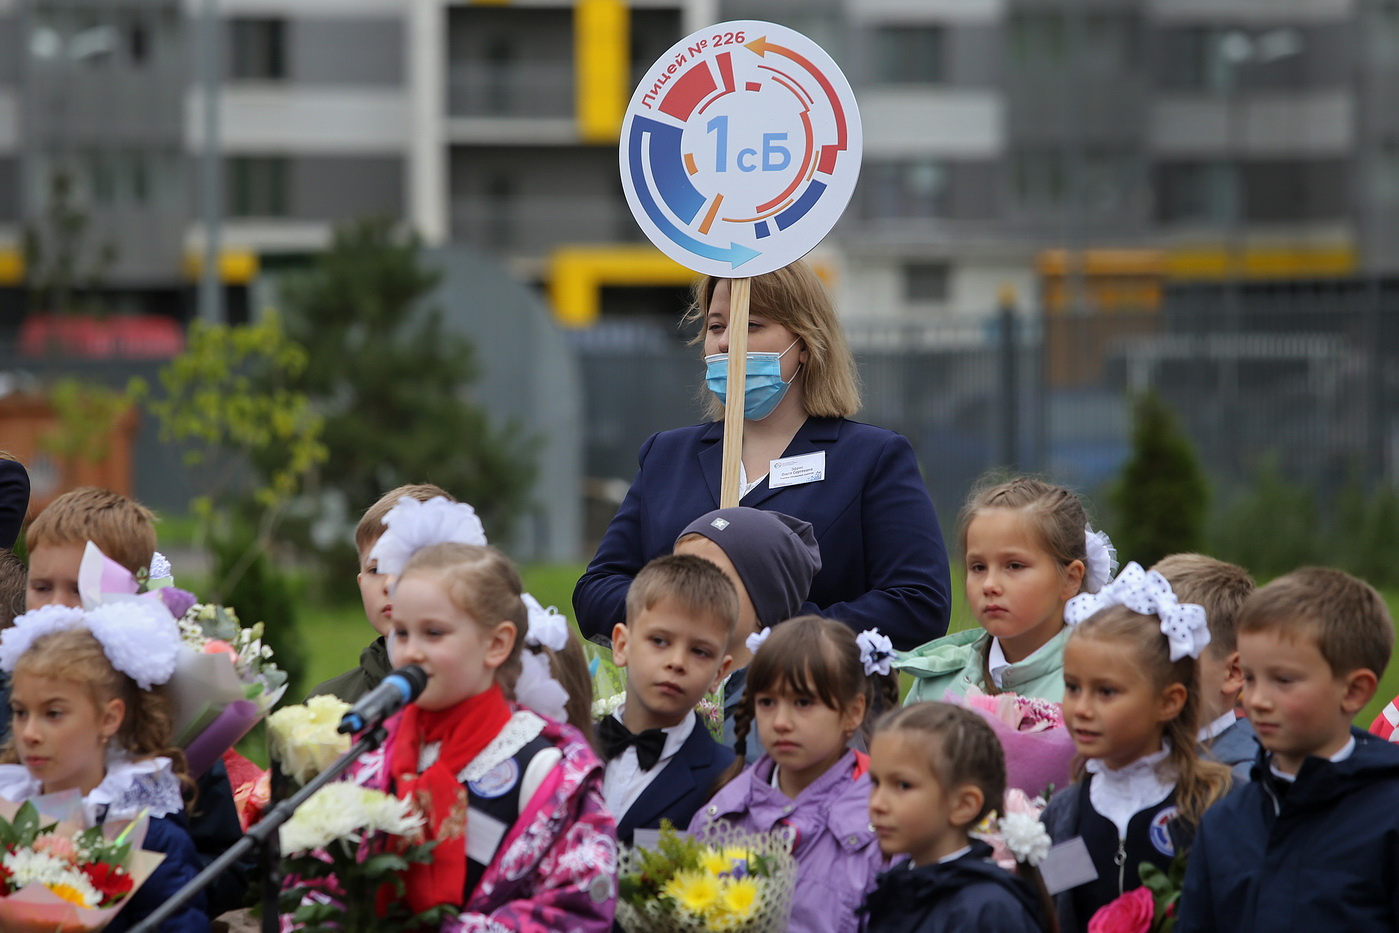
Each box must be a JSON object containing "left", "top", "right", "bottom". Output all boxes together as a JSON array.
[{"left": 307, "top": 483, "right": 452, "bottom": 702}]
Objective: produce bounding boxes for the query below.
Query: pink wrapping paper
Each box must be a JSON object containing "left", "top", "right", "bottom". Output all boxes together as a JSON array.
[{"left": 943, "top": 689, "right": 1077, "bottom": 798}]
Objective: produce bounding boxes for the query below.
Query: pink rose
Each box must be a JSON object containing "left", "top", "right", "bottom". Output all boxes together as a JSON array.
[
  {"left": 203, "top": 639, "right": 237, "bottom": 659},
  {"left": 33, "top": 833, "right": 77, "bottom": 862},
  {"left": 1088, "top": 886, "right": 1155, "bottom": 933}
]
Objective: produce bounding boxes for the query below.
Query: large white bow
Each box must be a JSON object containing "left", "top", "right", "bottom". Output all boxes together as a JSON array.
[{"left": 1064, "top": 561, "right": 1210, "bottom": 662}]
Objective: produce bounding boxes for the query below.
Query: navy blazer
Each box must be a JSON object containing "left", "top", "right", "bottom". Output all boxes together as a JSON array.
[
  {"left": 0, "top": 458, "right": 29, "bottom": 550},
  {"left": 614, "top": 712, "right": 735, "bottom": 846},
  {"left": 573, "top": 417, "right": 951, "bottom": 651}
]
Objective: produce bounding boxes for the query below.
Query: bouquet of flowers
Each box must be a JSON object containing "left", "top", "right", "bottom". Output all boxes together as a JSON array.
[
  {"left": 0, "top": 799, "right": 163, "bottom": 932},
  {"left": 616, "top": 822, "right": 797, "bottom": 933},
  {"left": 1088, "top": 855, "right": 1186, "bottom": 933},
  {"left": 76, "top": 542, "right": 288, "bottom": 777},
  {"left": 168, "top": 600, "right": 289, "bottom": 776},
  {"left": 945, "top": 686, "right": 1076, "bottom": 798},
  {"left": 279, "top": 782, "right": 453, "bottom": 933}
]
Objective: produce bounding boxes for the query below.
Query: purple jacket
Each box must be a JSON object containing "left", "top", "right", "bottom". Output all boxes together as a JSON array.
[{"left": 689, "top": 750, "right": 885, "bottom": 933}]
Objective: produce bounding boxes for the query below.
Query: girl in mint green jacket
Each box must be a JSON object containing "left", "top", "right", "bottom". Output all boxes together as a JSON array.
[{"left": 897, "top": 477, "right": 1115, "bottom": 704}]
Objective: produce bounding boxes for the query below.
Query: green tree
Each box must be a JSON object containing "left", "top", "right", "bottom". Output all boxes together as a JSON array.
[
  {"left": 140, "top": 312, "right": 327, "bottom": 695},
  {"left": 273, "top": 218, "right": 534, "bottom": 553},
  {"left": 1210, "top": 455, "right": 1319, "bottom": 580},
  {"left": 1111, "top": 390, "right": 1209, "bottom": 568}
]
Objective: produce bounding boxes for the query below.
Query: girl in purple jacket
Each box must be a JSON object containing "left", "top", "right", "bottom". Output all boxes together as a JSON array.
[{"left": 689, "top": 616, "right": 898, "bottom": 933}]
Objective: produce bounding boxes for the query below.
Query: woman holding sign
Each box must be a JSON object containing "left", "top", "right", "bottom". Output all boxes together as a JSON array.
[{"left": 573, "top": 259, "right": 951, "bottom": 651}]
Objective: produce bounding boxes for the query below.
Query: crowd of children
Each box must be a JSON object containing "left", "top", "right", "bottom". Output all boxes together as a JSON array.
[{"left": 3, "top": 453, "right": 1399, "bottom": 933}]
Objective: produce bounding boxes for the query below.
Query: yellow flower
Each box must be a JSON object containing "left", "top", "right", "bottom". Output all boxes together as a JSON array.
[
  {"left": 722, "top": 846, "right": 753, "bottom": 867},
  {"left": 48, "top": 883, "right": 96, "bottom": 908},
  {"left": 663, "top": 869, "right": 721, "bottom": 916},
  {"left": 721, "top": 876, "right": 760, "bottom": 920},
  {"left": 699, "top": 848, "right": 732, "bottom": 876},
  {"left": 705, "top": 908, "right": 737, "bottom": 932}
]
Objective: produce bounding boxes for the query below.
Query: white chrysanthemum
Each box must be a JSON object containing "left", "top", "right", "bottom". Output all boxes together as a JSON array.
[
  {"left": 279, "top": 783, "right": 423, "bottom": 854},
  {"left": 999, "top": 812, "right": 1052, "bottom": 867},
  {"left": 368, "top": 496, "right": 488, "bottom": 577},
  {"left": 85, "top": 600, "right": 182, "bottom": 689},
  {"left": 148, "top": 551, "right": 173, "bottom": 581},
  {"left": 4, "top": 849, "right": 103, "bottom": 907}
]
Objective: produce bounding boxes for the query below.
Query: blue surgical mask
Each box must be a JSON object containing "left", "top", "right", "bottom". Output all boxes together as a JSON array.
[{"left": 704, "top": 339, "right": 801, "bottom": 421}]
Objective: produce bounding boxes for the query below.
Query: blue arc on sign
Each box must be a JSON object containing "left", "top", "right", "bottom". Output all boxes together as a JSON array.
[{"left": 629, "top": 116, "right": 760, "bottom": 269}]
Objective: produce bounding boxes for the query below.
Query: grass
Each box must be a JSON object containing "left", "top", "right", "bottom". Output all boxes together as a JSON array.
[{"left": 291, "top": 561, "right": 1399, "bottom": 729}]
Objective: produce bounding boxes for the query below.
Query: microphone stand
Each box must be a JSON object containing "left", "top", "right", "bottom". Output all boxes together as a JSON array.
[{"left": 130, "top": 723, "right": 389, "bottom": 933}]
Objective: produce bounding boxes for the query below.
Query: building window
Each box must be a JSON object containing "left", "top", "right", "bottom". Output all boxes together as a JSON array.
[
  {"left": 904, "top": 263, "right": 950, "bottom": 303},
  {"left": 1155, "top": 161, "right": 1234, "bottom": 225},
  {"left": 1378, "top": 140, "right": 1399, "bottom": 203},
  {"left": 863, "top": 160, "right": 947, "bottom": 219},
  {"left": 1009, "top": 12, "right": 1065, "bottom": 68},
  {"left": 1010, "top": 150, "right": 1065, "bottom": 210},
  {"left": 229, "top": 18, "right": 286, "bottom": 81},
  {"left": 229, "top": 156, "right": 289, "bottom": 217},
  {"left": 870, "top": 26, "right": 944, "bottom": 84}
]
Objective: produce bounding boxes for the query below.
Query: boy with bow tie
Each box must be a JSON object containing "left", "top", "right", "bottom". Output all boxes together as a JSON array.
[{"left": 602, "top": 554, "right": 737, "bottom": 846}]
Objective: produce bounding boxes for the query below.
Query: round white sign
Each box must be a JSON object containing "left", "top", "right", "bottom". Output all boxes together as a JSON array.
[{"left": 619, "top": 21, "right": 863, "bottom": 278}]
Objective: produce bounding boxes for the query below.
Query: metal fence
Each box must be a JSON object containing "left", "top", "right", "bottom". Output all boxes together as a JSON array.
[{"left": 571, "top": 276, "right": 1399, "bottom": 534}]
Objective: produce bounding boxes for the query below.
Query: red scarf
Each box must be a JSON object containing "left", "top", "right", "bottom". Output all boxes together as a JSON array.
[{"left": 388, "top": 684, "right": 513, "bottom": 912}]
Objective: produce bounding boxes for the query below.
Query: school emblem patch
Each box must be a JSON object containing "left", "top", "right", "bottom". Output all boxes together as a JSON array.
[
  {"left": 1149, "top": 806, "right": 1178, "bottom": 856},
  {"left": 469, "top": 759, "right": 520, "bottom": 799}
]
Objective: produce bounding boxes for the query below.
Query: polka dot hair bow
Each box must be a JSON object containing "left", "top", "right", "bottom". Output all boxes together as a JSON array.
[{"left": 1064, "top": 561, "right": 1211, "bottom": 662}]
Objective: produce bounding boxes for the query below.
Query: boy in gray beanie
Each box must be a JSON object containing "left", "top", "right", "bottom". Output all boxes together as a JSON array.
[{"left": 675, "top": 506, "right": 821, "bottom": 753}]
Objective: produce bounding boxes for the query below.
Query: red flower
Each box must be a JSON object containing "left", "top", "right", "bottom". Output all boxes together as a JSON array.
[
  {"left": 1088, "top": 886, "right": 1155, "bottom": 933},
  {"left": 81, "top": 862, "right": 134, "bottom": 906}
]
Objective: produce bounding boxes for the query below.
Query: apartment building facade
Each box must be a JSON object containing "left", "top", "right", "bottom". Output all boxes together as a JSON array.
[{"left": 0, "top": 0, "right": 1395, "bottom": 324}]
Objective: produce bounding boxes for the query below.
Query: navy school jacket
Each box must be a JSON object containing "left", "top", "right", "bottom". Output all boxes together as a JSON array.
[
  {"left": 1176, "top": 726, "right": 1399, "bottom": 933},
  {"left": 573, "top": 418, "right": 952, "bottom": 652},
  {"left": 860, "top": 840, "right": 1048, "bottom": 933},
  {"left": 614, "top": 711, "right": 734, "bottom": 846}
]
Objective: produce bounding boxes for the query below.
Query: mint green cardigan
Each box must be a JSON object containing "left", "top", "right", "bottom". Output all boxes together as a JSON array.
[{"left": 895, "top": 625, "right": 1071, "bottom": 705}]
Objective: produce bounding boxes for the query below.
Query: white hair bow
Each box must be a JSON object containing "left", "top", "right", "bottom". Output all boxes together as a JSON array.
[
  {"left": 745, "top": 627, "right": 772, "bottom": 655},
  {"left": 1082, "top": 525, "right": 1119, "bottom": 594},
  {"left": 522, "top": 593, "right": 570, "bottom": 652},
  {"left": 369, "top": 496, "right": 488, "bottom": 576},
  {"left": 1064, "top": 561, "right": 1210, "bottom": 662},
  {"left": 857, "top": 628, "right": 895, "bottom": 677}
]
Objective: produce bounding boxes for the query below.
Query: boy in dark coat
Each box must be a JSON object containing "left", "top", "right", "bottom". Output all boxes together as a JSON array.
[{"left": 1177, "top": 567, "right": 1399, "bottom": 933}]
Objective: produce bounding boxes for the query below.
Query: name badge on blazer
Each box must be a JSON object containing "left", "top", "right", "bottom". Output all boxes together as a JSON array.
[{"left": 769, "top": 451, "right": 826, "bottom": 489}]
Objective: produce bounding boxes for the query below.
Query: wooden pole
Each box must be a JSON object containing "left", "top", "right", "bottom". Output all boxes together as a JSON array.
[{"left": 719, "top": 277, "right": 752, "bottom": 507}]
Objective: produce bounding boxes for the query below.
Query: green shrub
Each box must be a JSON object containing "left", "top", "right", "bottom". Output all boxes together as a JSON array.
[
  {"left": 211, "top": 528, "right": 308, "bottom": 699},
  {"left": 1210, "top": 456, "right": 1320, "bottom": 579},
  {"left": 1111, "top": 391, "right": 1209, "bottom": 568}
]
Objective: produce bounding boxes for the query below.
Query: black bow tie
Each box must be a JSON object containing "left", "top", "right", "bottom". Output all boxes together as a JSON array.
[{"left": 598, "top": 716, "right": 667, "bottom": 771}]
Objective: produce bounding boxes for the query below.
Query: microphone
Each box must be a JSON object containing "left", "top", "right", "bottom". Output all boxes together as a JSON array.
[{"left": 338, "top": 664, "right": 429, "bottom": 734}]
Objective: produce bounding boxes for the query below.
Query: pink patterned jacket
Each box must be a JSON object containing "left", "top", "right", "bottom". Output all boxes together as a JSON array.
[{"left": 350, "top": 707, "right": 618, "bottom": 933}]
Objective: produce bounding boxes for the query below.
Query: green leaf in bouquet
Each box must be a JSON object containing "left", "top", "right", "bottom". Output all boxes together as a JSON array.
[
  {"left": 0, "top": 801, "right": 57, "bottom": 849},
  {"left": 360, "top": 852, "right": 411, "bottom": 876}
]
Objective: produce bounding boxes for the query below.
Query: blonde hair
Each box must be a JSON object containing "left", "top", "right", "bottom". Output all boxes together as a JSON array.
[
  {"left": 1151, "top": 554, "right": 1255, "bottom": 657},
  {"left": 625, "top": 554, "right": 739, "bottom": 644},
  {"left": 1, "top": 628, "right": 191, "bottom": 797},
  {"left": 26, "top": 488, "right": 157, "bottom": 575},
  {"left": 685, "top": 260, "right": 861, "bottom": 419},
  {"left": 1068, "top": 606, "right": 1231, "bottom": 826},
  {"left": 355, "top": 484, "right": 453, "bottom": 554},
  {"left": 398, "top": 543, "right": 528, "bottom": 692},
  {"left": 1238, "top": 566, "right": 1393, "bottom": 679}
]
